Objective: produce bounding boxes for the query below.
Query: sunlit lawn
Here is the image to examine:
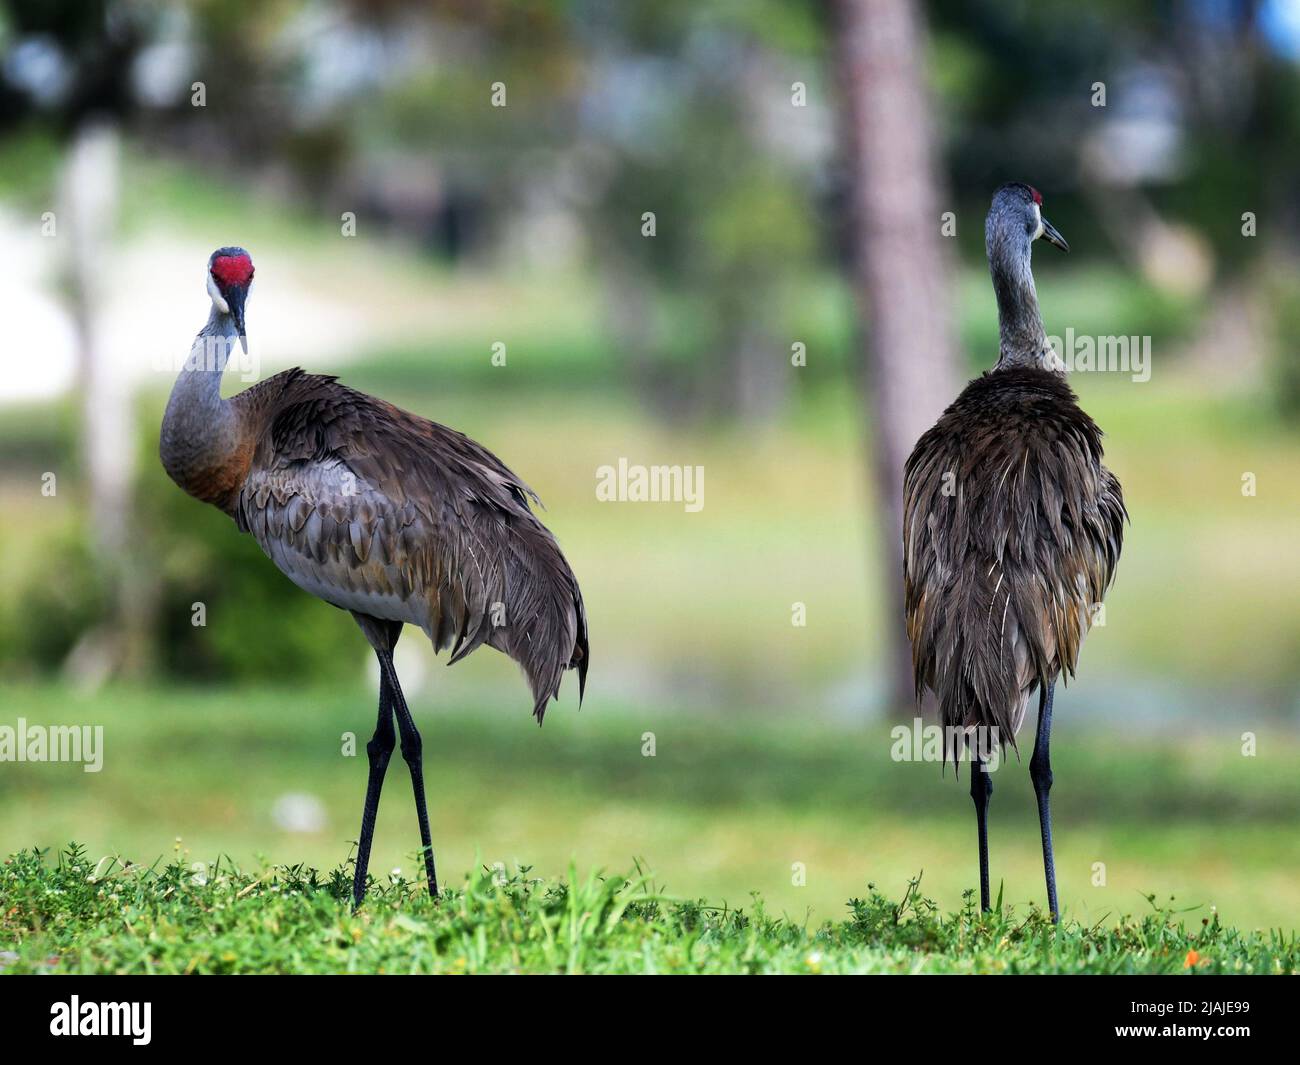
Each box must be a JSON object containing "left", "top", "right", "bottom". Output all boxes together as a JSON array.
[{"left": 3, "top": 682, "right": 1298, "bottom": 934}]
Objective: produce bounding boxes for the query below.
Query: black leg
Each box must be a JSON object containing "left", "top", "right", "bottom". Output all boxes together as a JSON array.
[
  {"left": 1030, "top": 682, "right": 1059, "bottom": 922},
  {"left": 377, "top": 650, "right": 439, "bottom": 898},
  {"left": 970, "top": 754, "right": 993, "bottom": 911},
  {"left": 352, "top": 670, "right": 396, "bottom": 911}
]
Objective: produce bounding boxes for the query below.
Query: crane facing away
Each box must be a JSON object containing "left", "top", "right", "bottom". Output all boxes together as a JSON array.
[
  {"left": 902, "top": 185, "right": 1126, "bottom": 922},
  {"left": 160, "top": 247, "right": 589, "bottom": 909}
]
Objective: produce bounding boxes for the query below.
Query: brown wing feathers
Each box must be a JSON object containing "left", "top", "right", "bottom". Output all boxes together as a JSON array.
[
  {"left": 233, "top": 370, "right": 588, "bottom": 721},
  {"left": 903, "top": 367, "right": 1125, "bottom": 746}
]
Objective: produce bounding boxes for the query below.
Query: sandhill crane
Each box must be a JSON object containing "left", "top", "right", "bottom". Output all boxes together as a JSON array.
[
  {"left": 160, "top": 247, "right": 589, "bottom": 909},
  {"left": 903, "top": 185, "right": 1125, "bottom": 922}
]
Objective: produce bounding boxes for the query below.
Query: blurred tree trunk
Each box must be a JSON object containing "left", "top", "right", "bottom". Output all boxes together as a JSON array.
[
  {"left": 60, "top": 121, "right": 152, "bottom": 685},
  {"left": 65, "top": 123, "right": 127, "bottom": 554},
  {"left": 834, "top": 0, "right": 959, "bottom": 717}
]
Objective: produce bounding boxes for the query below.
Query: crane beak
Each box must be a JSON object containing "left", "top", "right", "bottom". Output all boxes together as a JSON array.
[
  {"left": 1040, "top": 216, "right": 1069, "bottom": 252},
  {"left": 227, "top": 284, "right": 249, "bottom": 354}
]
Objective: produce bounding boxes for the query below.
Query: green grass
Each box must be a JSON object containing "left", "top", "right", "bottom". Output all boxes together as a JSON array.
[
  {"left": 2, "top": 844, "right": 1294, "bottom": 974},
  {"left": 2, "top": 683, "right": 1299, "bottom": 939}
]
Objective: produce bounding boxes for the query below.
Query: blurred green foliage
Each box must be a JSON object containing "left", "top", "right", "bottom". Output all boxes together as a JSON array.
[
  {"left": 0, "top": 522, "right": 110, "bottom": 672},
  {"left": 137, "top": 450, "right": 365, "bottom": 685},
  {"left": 1268, "top": 273, "right": 1300, "bottom": 419},
  {"left": 0, "top": 418, "right": 364, "bottom": 685}
]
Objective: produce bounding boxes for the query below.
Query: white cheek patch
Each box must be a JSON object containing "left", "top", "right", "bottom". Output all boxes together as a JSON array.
[
  {"left": 207, "top": 272, "right": 230, "bottom": 313},
  {"left": 1033, "top": 201, "right": 1044, "bottom": 241}
]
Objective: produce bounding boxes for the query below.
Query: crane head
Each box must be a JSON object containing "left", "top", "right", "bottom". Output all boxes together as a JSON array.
[
  {"left": 206, "top": 246, "right": 254, "bottom": 353},
  {"left": 990, "top": 183, "right": 1069, "bottom": 253}
]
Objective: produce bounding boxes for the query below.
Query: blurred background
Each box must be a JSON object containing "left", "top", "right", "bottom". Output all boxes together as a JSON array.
[{"left": 1, "top": 0, "right": 1298, "bottom": 931}]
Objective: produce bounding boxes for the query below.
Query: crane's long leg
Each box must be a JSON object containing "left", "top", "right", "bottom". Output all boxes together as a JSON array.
[
  {"left": 377, "top": 650, "right": 439, "bottom": 898},
  {"left": 1030, "top": 682, "right": 1059, "bottom": 922},
  {"left": 352, "top": 670, "right": 395, "bottom": 911},
  {"left": 970, "top": 754, "right": 993, "bottom": 911}
]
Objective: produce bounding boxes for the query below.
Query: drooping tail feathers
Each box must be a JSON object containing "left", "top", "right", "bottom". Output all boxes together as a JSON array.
[{"left": 435, "top": 516, "right": 588, "bottom": 724}]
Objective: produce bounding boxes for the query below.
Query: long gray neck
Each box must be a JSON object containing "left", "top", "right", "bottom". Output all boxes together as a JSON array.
[
  {"left": 159, "top": 304, "right": 241, "bottom": 490},
  {"left": 987, "top": 225, "right": 1055, "bottom": 371}
]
